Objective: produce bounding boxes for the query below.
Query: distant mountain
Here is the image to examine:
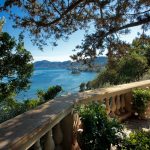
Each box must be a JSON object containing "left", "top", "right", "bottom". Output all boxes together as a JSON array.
[
  {"left": 34, "top": 56, "right": 107, "bottom": 71},
  {"left": 34, "top": 60, "right": 71, "bottom": 68}
]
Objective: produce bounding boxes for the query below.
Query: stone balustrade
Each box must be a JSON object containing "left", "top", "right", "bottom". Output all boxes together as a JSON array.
[{"left": 0, "top": 80, "right": 150, "bottom": 150}]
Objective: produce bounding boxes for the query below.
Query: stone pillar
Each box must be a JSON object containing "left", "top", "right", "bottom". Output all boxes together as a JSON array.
[
  {"left": 120, "top": 94, "right": 125, "bottom": 113},
  {"left": 124, "top": 92, "right": 133, "bottom": 112},
  {"left": 53, "top": 123, "right": 63, "bottom": 150},
  {"left": 61, "top": 113, "right": 73, "bottom": 150},
  {"left": 116, "top": 95, "right": 121, "bottom": 115},
  {"left": 105, "top": 98, "right": 110, "bottom": 115},
  {"left": 34, "top": 140, "right": 42, "bottom": 150},
  {"left": 44, "top": 130, "right": 55, "bottom": 150},
  {"left": 111, "top": 96, "right": 116, "bottom": 117}
]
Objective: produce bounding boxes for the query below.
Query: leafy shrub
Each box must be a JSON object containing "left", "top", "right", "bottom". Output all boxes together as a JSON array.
[
  {"left": 0, "top": 85, "right": 62, "bottom": 123},
  {"left": 79, "top": 83, "right": 86, "bottom": 92},
  {"left": 24, "top": 99, "right": 41, "bottom": 109},
  {"left": 92, "top": 68, "right": 118, "bottom": 87},
  {"left": 120, "top": 130, "right": 150, "bottom": 150},
  {"left": 76, "top": 102, "right": 123, "bottom": 150},
  {"left": 0, "top": 100, "right": 26, "bottom": 123},
  {"left": 79, "top": 81, "right": 93, "bottom": 92},
  {"left": 132, "top": 88, "right": 150, "bottom": 115},
  {"left": 118, "top": 53, "right": 148, "bottom": 82},
  {"left": 37, "top": 85, "right": 62, "bottom": 102},
  {"left": 44, "top": 85, "right": 62, "bottom": 101}
]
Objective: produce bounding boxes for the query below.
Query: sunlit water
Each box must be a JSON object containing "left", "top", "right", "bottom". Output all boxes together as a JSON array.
[{"left": 17, "top": 68, "right": 97, "bottom": 100}]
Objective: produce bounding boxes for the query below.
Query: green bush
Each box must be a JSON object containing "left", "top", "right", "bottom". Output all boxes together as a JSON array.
[
  {"left": 0, "top": 85, "right": 62, "bottom": 124},
  {"left": 132, "top": 88, "right": 150, "bottom": 115},
  {"left": 0, "top": 100, "right": 27, "bottom": 123},
  {"left": 120, "top": 130, "right": 150, "bottom": 150},
  {"left": 76, "top": 102, "right": 123, "bottom": 150},
  {"left": 37, "top": 85, "right": 62, "bottom": 102},
  {"left": 24, "top": 99, "right": 41, "bottom": 109},
  {"left": 79, "top": 82, "right": 86, "bottom": 92},
  {"left": 45, "top": 85, "right": 62, "bottom": 100}
]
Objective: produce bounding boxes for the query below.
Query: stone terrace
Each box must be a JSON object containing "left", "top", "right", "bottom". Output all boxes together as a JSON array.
[{"left": 0, "top": 80, "right": 150, "bottom": 150}]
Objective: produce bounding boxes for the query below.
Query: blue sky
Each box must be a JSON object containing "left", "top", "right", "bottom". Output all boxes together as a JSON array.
[
  {"left": 1, "top": 13, "right": 86, "bottom": 62},
  {"left": 0, "top": 7, "right": 148, "bottom": 62}
]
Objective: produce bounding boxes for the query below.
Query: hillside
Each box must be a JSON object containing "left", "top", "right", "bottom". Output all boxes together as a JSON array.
[
  {"left": 34, "top": 56, "right": 107, "bottom": 71},
  {"left": 34, "top": 60, "right": 71, "bottom": 68}
]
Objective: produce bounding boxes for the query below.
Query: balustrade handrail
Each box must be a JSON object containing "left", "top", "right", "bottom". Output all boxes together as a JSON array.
[{"left": 0, "top": 80, "right": 150, "bottom": 150}]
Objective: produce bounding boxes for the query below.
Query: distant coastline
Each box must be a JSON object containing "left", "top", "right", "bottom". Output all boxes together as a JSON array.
[{"left": 34, "top": 56, "right": 107, "bottom": 72}]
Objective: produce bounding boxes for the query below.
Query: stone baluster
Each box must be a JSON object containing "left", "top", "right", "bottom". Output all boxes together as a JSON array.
[
  {"left": 111, "top": 96, "right": 116, "bottom": 117},
  {"left": 116, "top": 95, "right": 121, "bottom": 115},
  {"left": 61, "top": 113, "right": 73, "bottom": 150},
  {"left": 53, "top": 123, "right": 63, "bottom": 150},
  {"left": 72, "top": 113, "right": 81, "bottom": 150},
  {"left": 105, "top": 98, "right": 111, "bottom": 115},
  {"left": 44, "top": 130, "right": 55, "bottom": 150},
  {"left": 34, "top": 140, "right": 42, "bottom": 150},
  {"left": 124, "top": 92, "right": 132, "bottom": 112},
  {"left": 120, "top": 94, "right": 125, "bottom": 113}
]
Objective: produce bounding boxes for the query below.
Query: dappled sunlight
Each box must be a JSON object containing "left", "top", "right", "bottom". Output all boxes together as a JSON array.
[{"left": 0, "top": 80, "right": 150, "bottom": 149}]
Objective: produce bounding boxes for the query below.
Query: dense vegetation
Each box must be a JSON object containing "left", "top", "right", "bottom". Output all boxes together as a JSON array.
[
  {"left": 76, "top": 102, "right": 123, "bottom": 150},
  {"left": 76, "top": 102, "right": 150, "bottom": 150},
  {"left": 0, "top": 32, "right": 33, "bottom": 102},
  {"left": 80, "top": 34, "right": 150, "bottom": 91},
  {"left": 132, "top": 88, "right": 150, "bottom": 116},
  {"left": 120, "top": 130, "right": 150, "bottom": 150},
  {"left": 0, "top": 85, "right": 62, "bottom": 123}
]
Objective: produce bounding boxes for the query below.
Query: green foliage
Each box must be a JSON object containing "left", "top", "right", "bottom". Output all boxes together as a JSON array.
[
  {"left": 0, "top": 98, "right": 38, "bottom": 123},
  {"left": 132, "top": 88, "right": 150, "bottom": 115},
  {"left": 89, "top": 35, "right": 150, "bottom": 88},
  {"left": 142, "top": 69, "right": 150, "bottom": 80},
  {"left": 86, "top": 81, "right": 92, "bottom": 90},
  {"left": 0, "top": 99, "right": 27, "bottom": 123},
  {"left": 79, "top": 83, "right": 86, "bottom": 92},
  {"left": 0, "top": 85, "right": 62, "bottom": 123},
  {"left": 37, "top": 85, "right": 62, "bottom": 102},
  {"left": 120, "top": 130, "right": 150, "bottom": 150},
  {"left": 79, "top": 82, "right": 92, "bottom": 92},
  {"left": 24, "top": 99, "right": 41, "bottom": 110},
  {"left": 79, "top": 81, "right": 95, "bottom": 92},
  {"left": 76, "top": 102, "right": 123, "bottom": 150},
  {"left": 92, "top": 68, "right": 118, "bottom": 87},
  {"left": 0, "top": 32, "right": 33, "bottom": 102},
  {"left": 132, "top": 34, "right": 150, "bottom": 67},
  {"left": 118, "top": 53, "right": 147, "bottom": 82},
  {"left": 96, "top": 53, "right": 147, "bottom": 86}
]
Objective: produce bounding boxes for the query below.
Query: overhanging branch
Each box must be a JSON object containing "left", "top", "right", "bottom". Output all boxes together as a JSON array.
[
  {"left": 105, "top": 16, "right": 150, "bottom": 38},
  {"left": 24, "top": 0, "right": 84, "bottom": 27}
]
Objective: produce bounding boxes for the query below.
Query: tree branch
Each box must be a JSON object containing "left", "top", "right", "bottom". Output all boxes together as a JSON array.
[
  {"left": 24, "top": 0, "right": 84, "bottom": 27},
  {"left": 105, "top": 16, "right": 150, "bottom": 37},
  {"left": 127, "top": 9, "right": 150, "bottom": 16}
]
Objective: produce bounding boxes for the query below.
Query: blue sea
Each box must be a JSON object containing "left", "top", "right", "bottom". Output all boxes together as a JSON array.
[{"left": 17, "top": 68, "right": 97, "bottom": 100}]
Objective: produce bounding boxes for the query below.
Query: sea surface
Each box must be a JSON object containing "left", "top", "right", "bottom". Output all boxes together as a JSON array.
[{"left": 17, "top": 68, "right": 97, "bottom": 100}]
